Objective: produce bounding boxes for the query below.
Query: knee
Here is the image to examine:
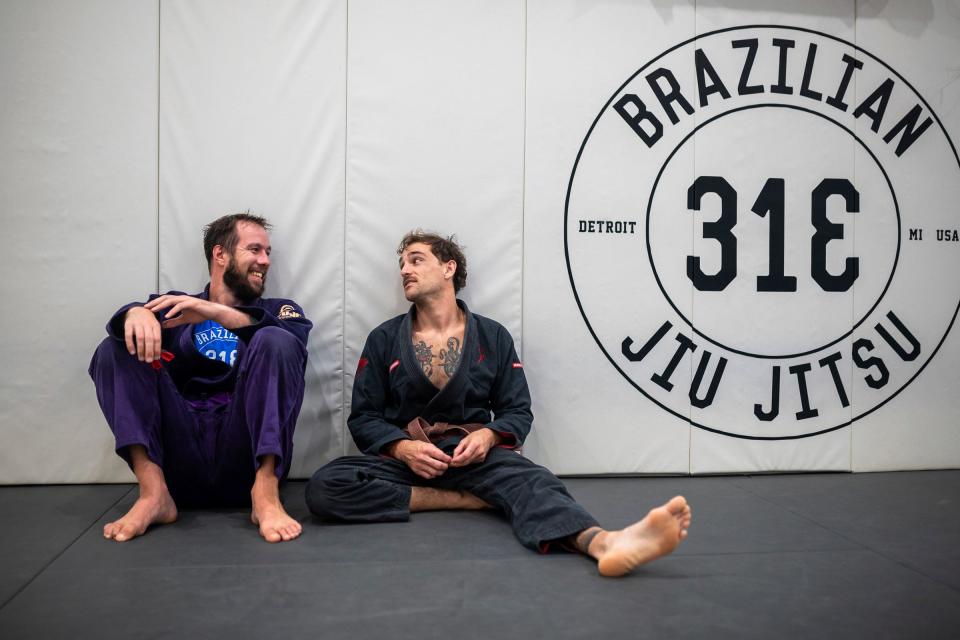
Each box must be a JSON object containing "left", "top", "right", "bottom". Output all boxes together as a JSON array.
[
  {"left": 304, "top": 462, "right": 353, "bottom": 518},
  {"left": 247, "top": 327, "right": 304, "bottom": 360},
  {"left": 93, "top": 337, "right": 128, "bottom": 360},
  {"left": 89, "top": 337, "right": 134, "bottom": 376}
]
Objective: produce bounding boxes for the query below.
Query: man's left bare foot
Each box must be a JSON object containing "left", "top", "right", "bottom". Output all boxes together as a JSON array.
[
  {"left": 251, "top": 487, "right": 302, "bottom": 543},
  {"left": 250, "top": 459, "right": 301, "bottom": 543},
  {"left": 580, "top": 495, "right": 692, "bottom": 577}
]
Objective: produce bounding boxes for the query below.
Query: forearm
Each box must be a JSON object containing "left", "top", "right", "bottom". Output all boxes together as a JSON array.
[
  {"left": 384, "top": 438, "right": 410, "bottom": 458},
  {"left": 211, "top": 305, "right": 255, "bottom": 330},
  {"left": 479, "top": 427, "right": 504, "bottom": 447}
]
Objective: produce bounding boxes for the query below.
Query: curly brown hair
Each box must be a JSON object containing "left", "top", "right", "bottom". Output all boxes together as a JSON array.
[{"left": 398, "top": 229, "right": 467, "bottom": 293}]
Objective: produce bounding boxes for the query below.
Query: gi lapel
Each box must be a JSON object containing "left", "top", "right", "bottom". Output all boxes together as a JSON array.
[
  {"left": 421, "top": 300, "right": 478, "bottom": 421},
  {"left": 399, "top": 300, "right": 479, "bottom": 422},
  {"left": 399, "top": 306, "right": 441, "bottom": 401}
]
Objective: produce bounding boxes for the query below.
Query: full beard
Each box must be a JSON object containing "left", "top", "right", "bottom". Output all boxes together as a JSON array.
[{"left": 223, "top": 260, "right": 265, "bottom": 302}]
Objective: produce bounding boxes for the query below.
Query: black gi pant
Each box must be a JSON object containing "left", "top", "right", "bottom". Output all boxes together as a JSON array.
[{"left": 305, "top": 444, "right": 599, "bottom": 551}]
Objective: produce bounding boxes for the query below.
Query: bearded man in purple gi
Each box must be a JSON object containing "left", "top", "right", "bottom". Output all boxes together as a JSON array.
[
  {"left": 89, "top": 213, "right": 311, "bottom": 543},
  {"left": 306, "top": 230, "right": 692, "bottom": 576}
]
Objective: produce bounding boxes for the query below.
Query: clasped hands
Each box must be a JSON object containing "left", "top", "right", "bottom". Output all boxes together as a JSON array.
[
  {"left": 123, "top": 295, "right": 247, "bottom": 362},
  {"left": 388, "top": 428, "right": 502, "bottom": 478}
]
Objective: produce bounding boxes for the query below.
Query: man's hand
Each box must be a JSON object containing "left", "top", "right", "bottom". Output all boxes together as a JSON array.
[
  {"left": 388, "top": 439, "right": 451, "bottom": 479},
  {"left": 124, "top": 306, "right": 162, "bottom": 362},
  {"left": 450, "top": 428, "right": 502, "bottom": 468},
  {"left": 144, "top": 295, "right": 251, "bottom": 330}
]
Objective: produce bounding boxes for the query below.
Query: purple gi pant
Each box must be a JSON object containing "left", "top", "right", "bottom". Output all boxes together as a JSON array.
[{"left": 89, "top": 327, "right": 306, "bottom": 508}]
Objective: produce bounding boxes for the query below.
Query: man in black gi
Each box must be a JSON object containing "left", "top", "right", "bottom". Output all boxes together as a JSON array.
[
  {"left": 90, "top": 213, "right": 311, "bottom": 543},
  {"left": 306, "top": 230, "right": 691, "bottom": 576}
]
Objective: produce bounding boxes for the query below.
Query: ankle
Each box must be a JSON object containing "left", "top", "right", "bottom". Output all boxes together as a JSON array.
[
  {"left": 138, "top": 483, "right": 170, "bottom": 501},
  {"left": 574, "top": 527, "right": 608, "bottom": 557},
  {"left": 252, "top": 477, "right": 280, "bottom": 502}
]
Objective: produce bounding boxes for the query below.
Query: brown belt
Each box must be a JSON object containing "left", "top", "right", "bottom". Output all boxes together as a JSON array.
[{"left": 404, "top": 417, "right": 486, "bottom": 445}]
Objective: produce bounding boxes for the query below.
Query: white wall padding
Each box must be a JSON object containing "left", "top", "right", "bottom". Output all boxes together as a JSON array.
[
  {"left": 686, "top": 4, "right": 858, "bottom": 472},
  {"left": 849, "top": 0, "right": 960, "bottom": 471},
  {"left": 159, "top": 0, "right": 347, "bottom": 478},
  {"left": 0, "top": 0, "right": 159, "bottom": 483},
  {"left": 343, "top": 0, "right": 526, "bottom": 453},
  {"left": 3, "top": 0, "right": 960, "bottom": 484},
  {"left": 523, "top": 0, "right": 698, "bottom": 475}
]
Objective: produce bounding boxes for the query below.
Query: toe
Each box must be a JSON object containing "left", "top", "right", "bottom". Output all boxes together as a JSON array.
[
  {"left": 263, "top": 527, "right": 282, "bottom": 543},
  {"left": 666, "top": 496, "right": 687, "bottom": 515},
  {"left": 116, "top": 522, "right": 141, "bottom": 542}
]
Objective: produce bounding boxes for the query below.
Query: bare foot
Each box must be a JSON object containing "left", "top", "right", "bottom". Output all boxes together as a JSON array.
[
  {"left": 586, "top": 495, "right": 692, "bottom": 577},
  {"left": 250, "top": 493, "right": 302, "bottom": 543},
  {"left": 250, "top": 459, "right": 301, "bottom": 543},
  {"left": 103, "top": 490, "right": 178, "bottom": 542}
]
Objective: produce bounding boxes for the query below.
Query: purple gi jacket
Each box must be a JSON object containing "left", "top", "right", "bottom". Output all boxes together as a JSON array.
[{"left": 105, "top": 285, "right": 312, "bottom": 397}]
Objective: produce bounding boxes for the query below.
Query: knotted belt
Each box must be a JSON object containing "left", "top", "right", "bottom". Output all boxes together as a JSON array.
[{"left": 404, "top": 417, "right": 486, "bottom": 445}]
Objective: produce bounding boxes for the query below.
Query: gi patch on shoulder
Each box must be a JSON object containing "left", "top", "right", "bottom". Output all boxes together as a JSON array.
[{"left": 277, "top": 304, "right": 302, "bottom": 320}]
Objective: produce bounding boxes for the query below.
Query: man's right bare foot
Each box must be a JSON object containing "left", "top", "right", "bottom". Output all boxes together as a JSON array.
[
  {"left": 103, "top": 491, "right": 178, "bottom": 542},
  {"left": 581, "top": 495, "right": 692, "bottom": 577}
]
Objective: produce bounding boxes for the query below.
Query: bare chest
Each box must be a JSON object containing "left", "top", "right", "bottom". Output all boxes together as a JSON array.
[{"left": 411, "top": 330, "right": 464, "bottom": 390}]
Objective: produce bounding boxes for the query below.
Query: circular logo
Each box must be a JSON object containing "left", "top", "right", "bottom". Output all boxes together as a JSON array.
[{"left": 565, "top": 26, "right": 960, "bottom": 439}]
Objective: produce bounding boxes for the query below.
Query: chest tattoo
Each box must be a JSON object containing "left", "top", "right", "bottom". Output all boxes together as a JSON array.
[
  {"left": 412, "top": 335, "right": 463, "bottom": 389},
  {"left": 440, "top": 337, "right": 461, "bottom": 376},
  {"left": 413, "top": 340, "right": 434, "bottom": 376}
]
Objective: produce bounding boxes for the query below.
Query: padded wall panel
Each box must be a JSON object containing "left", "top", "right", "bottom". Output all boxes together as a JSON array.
[
  {"left": 0, "top": 0, "right": 158, "bottom": 483},
  {"left": 6, "top": 0, "right": 960, "bottom": 484},
  {"left": 850, "top": 0, "right": 960, "bottom": 470},
  {"left": 159, "top": 0, "right": 347, "bottom": 477},
  {"left": 523, "top": 0, "right": 696, "bottom": 474},
  {"left": 688, "top": 4, "right": 856, "bottom": 472},
  {"left": 344, "top": 0, "right": 526, "bottom": 453}
]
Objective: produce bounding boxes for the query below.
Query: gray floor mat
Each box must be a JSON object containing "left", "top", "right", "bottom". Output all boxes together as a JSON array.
[{"left": 0, "top": 473, "right": 957, "bottom": 640}]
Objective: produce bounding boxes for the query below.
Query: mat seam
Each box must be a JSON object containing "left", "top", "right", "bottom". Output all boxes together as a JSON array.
[
  {"left": 519, "top": 0, "right": 528, "bottom": 360},
  {"left": 728, "top": 477, "right": 960, "bottom": 594},
  {"left": 340, "top": 0, "right": 350, "bottom": 457},
  {"left": 0, "top": 486, "right": 137, "bottom": 612}
]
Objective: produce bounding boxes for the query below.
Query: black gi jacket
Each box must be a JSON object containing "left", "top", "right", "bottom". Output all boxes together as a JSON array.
[{"left": 349, "top": 300, "right": 532, "bottom": 455}]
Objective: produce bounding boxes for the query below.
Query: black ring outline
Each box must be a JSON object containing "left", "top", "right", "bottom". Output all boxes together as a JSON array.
[
  {"left": 645, "top": 103, "right": 901, "bottom": 359},
  {"left": 564, "top": 24, "right": 960, "bottom": 440}
]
